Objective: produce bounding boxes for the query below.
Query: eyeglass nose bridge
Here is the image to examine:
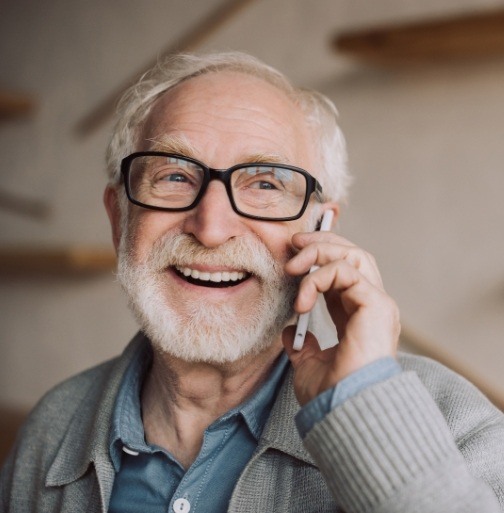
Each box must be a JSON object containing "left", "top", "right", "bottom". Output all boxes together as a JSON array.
[{"left": 191, "top": 167, "right": 238, "bottom": 212}]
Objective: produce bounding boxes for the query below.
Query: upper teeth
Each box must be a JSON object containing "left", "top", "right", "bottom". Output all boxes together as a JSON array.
[{"left": 176, "top": 266, "right": 246, "bottom": 283}]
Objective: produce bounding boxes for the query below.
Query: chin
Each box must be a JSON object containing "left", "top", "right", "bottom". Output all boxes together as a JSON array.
[{"left": 133, "top": 294, "right": 293, "bottom": 364}]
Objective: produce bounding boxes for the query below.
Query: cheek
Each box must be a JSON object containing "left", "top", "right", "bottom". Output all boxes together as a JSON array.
[
  {"left": 251, "top": 226, "right": 298, "bottom": 266},
  {"left": 257, "top": 210, "right": 319, "bottom": 265},
  {"left": 124, "top": 210, "right": 184, "bottom": 261}
]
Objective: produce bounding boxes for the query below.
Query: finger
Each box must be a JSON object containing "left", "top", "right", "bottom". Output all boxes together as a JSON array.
[
  {"left": 294, "top": 261, "right": 389, "bottom": 324},
  {"left": 288, "top": 241, "right": 379, "bottom": 277},
  {"left": 292, "top": 231, "right": 356, "bottom": 248},
  {"left": 295, "top": 259, "right": 379, "bottom": 314},
  {"left": 287, "top": 240, "right": 383, "bottom": 289},
  {"left": 296, "top": 262, "right": 400, "bottom": 354}
]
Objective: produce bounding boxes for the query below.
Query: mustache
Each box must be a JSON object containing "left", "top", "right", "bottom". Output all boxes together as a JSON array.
[{"left": 143, "top": 232, "right": 293, "bottom": 282}]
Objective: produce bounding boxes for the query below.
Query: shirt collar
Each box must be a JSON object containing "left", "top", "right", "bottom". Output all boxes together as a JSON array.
[
  {"left": 109, "top": 337, "right": 152, "bottom": 470},
  {"left": 109, "top": 338, "right": 289, "bottom": 471}
]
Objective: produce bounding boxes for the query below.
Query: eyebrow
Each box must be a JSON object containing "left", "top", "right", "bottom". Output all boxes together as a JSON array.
[
  {"left": 147, "top": 135, "right": 200, "bottom": 159},
  {"left": 244, "top": 153, "right": 293, "bottom": 165},
  {"left": 146, "top": 135, "right": 293, "bottom": 167}
]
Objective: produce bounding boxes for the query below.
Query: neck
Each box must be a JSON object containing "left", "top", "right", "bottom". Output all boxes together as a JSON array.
[{"left": 141, "top": 338, "right": 283, "bottom": 469}]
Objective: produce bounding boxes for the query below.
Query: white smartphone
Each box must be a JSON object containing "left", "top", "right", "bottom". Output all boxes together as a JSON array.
[{"left": 293, "top": 210, "right": 334, "bottom": 351}]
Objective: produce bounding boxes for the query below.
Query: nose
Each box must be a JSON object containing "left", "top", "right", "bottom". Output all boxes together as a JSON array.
[{"left": 182, "top": 181, "right": 246, "bottom": 248}]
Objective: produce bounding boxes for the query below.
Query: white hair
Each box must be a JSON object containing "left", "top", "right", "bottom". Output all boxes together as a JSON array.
[{"left": 106, "top": 51, "right": 351, "bottom": 204}]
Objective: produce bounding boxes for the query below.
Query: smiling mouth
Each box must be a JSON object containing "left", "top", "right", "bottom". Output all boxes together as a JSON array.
[{"left": 173, "top": 266, "right": 251, "bottom": 288}]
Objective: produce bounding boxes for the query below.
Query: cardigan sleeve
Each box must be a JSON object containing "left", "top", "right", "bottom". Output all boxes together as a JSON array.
[{"left": 302, "top": 368, "right": 504, "bottom": 513}]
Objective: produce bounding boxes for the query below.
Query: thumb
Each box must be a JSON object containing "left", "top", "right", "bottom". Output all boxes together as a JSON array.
[{"left": 282, "top": 325, "right": 321, "bottom": 368}]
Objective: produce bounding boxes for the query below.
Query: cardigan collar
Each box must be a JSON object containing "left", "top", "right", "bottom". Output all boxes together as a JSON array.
[
  {"left": 258, "top": 367, "right": 316, "bottom": 466},
  {"left": 45, "top": 332, "right": 315, "bottom": 510},
  {"left": 46, "top": 332, "right": 147, "bottom": 510}
]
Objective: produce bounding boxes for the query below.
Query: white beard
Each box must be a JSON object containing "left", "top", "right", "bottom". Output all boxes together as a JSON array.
[{"left": 117, "top": 232, "right": 299, "bottom": 364}]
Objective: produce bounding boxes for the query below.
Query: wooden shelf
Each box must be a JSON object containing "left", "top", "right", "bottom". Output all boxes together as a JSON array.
[
  {"left": 333, "top": 8, "right": 504, "bottom": 66},
  {"left": 0, "top": 247, "right": 116, "bottom": 275},
  {"left": 0, "top": 90, "right": 35, "bottom": 120},
  {"left": 0, "top": 405, "right": 27, "bottom": 466}
]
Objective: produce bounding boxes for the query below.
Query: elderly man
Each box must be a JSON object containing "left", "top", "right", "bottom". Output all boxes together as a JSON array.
[{"left": 2, "top": 52, "right": 504, "bottom": 513}]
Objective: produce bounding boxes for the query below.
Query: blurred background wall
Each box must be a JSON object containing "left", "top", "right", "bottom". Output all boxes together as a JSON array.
[{"left": 1, "top": 0, "right": 503, "bottom": 416}]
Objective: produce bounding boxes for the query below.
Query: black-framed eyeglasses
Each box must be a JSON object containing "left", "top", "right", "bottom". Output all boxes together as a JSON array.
[{"left": 120, "top": 152, "right": 323, "bottom": 221}]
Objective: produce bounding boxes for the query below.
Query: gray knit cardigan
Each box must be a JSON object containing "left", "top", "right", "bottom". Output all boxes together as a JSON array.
[{"left": 2, "top": 332, "right": 504, "bottom": 512}]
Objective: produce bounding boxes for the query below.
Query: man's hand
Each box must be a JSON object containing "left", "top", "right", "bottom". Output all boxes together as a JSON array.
[{"left": 282, "top": 231, "right": 400, "bottom": 406}]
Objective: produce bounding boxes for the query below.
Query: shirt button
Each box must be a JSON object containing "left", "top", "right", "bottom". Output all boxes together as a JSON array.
[
  {"left": 122, "top": 446, "right": 139, "bottom": 456},
  {"left": 173, "top": 498, "right": 191, "bottom": 513}
]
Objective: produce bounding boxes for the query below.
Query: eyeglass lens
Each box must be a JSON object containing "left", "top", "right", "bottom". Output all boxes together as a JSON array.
[{"left": 127, "top": 155, "right": 309, "bottom": 219}]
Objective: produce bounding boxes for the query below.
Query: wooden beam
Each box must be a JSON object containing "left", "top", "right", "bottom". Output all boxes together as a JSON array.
[
  {"left": 334, "top": 9, "right": 504, "bottom": 66},
  {"left": 0, "top": 405, "right": 27, "bottom": 466},
  {"left": 0, "top": 90, "right": 35, "bottom": 120},
  {"left": 75, "top": 0, "right": 257, "bottom": 136},
  {"left": 0, "top": 188, "right": 50, "bottom": 220},
  {"left": 0, "top": 247, "right": 116, "bottom": 275}
]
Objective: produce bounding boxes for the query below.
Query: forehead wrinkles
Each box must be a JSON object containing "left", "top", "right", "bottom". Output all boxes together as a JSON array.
[
  {"left": 149, "top": 97, "right": 302, "bottom": 141},
  {"left": 141, "top": 73, "right": 315, "bottom": 165}
]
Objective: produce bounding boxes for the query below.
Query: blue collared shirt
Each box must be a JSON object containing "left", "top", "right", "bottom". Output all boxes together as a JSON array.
[
  {"left": 108, "top": 337, "right": 401, "bottom": 512},
  {"left": 108, "top": 339, "right": 290, "bottom": 513}
]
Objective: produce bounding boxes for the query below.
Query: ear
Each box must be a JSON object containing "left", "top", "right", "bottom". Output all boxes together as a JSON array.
[{"left": 103, "top": 185, "right": 123, "bottom": 253}]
